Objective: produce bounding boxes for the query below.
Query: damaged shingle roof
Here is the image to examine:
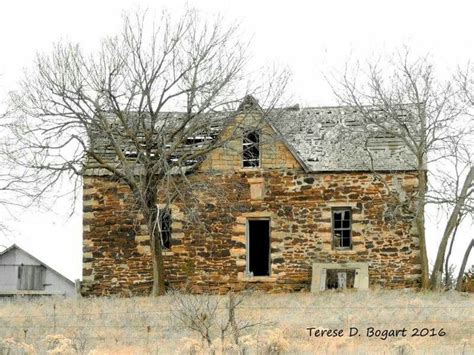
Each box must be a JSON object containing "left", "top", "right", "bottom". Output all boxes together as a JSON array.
[
  {"left": 87, "top": 97, "right": 419, "bottom": 174},
  {"left": 269, "top": 105, "right": 418, "bottom": 172}
]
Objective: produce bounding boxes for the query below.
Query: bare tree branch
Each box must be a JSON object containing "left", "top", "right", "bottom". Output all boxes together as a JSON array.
[{"left": 6, "top": 8, "right": 290, "bottom": 295}]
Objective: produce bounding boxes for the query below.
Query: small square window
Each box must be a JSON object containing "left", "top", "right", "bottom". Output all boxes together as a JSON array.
[{"left": 332, "top": 208, "right": 352, "bottom": 249}]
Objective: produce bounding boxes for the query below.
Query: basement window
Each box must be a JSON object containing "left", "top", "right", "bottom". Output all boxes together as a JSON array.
[
  {"left": 247, "top": 220, "right": 270, "bottom": 276},
  {"left": 18, "top": 265, "right": 45, "bottom": 290},
  {"left": 159, "top": 209, "right": 172, "bottom": 249},
  {"left": 243, "top": 130, "right": 260, "bottom": 168},
  {"left": 325, "top": 269, "right": 356, "bottom": 289},
  {"left": 332, "top": 208, "right": 352, "bottom": 249}
]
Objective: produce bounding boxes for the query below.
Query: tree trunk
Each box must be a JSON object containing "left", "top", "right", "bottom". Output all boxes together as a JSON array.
[
  {"left": 444, "top": 218, "right": 461, "bottom": 288},
  {"left": 141, "top": 176, "right": 166, "bottom": 297},
  {"left": 416, "top": 170, "right": 430, "bottom": 289},
  {"left": 431, "top": 167, "right": 474, "bottom": 289},
  {"left": 149, "top": 211, "right": 166, "bottom": 296},
  {"left": 456, "top": 239, "right": 473, "bottom": 291}
]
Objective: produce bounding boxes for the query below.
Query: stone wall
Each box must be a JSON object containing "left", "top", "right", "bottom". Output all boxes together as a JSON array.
[{"left": 82, "top": 169, "right": 421, "bottom": 296}]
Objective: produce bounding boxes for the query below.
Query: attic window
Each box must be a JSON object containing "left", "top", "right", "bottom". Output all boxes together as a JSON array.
[
  {"left": 243, "top": 130, "right": 260, "bottom": 168},
  {"left": 159, "top": 209, "right": 172, "bottom": 249},
  {"left": 332, "top": 208, "right": 352, "bottom": 249}
]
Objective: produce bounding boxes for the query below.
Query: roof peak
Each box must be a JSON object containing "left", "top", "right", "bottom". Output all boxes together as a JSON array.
[{"left": 237, "top": 95, "right": 261, "bottom": 112}]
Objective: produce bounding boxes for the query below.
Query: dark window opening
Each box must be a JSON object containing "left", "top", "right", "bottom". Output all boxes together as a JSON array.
[
  {"left": 332, "top": 208, "right": 352, "bottom": 249},
  {"left": 18, "top": 265, "right": 45, "bottom": 290},
  {"left": 159, "top": 208, "right": 172, "bottom": 249},
  {"left": 248, "top": 220, "right": 270, "bottom": 276},
  {"left": 326, "top": 269, "right": 355, "bottom": 289},
  {"left": 243, "top": 131, "right": 260, "bottom": 168}
]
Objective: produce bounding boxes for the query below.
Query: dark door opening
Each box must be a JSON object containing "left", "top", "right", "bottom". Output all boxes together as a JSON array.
[{"left": 248, "top": 220, "right": 270, "bottom": 276}]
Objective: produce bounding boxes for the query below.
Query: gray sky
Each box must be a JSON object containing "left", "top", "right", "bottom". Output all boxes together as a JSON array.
[{"left": 0, "top": 0, "right": 473, "bottom": 281}]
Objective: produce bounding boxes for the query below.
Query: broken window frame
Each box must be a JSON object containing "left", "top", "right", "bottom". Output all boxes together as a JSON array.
[
  {"left": 158, "top": 208, "right": 172, "bottom": 250},
  {"left": 246, "top": 218, "right": 271, "bottom": 277},
  {"left": 242, "top": 130, "right": 261, "bottom": 168},
  {"left": 331, "top": 207, "right": 352, "bottom": 249},
  {"left": 325, "top": 269, "right": 356, "bottom": 290}
]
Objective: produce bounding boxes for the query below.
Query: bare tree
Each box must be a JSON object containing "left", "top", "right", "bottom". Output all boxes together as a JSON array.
[
  {"left": 431, "top": 165, "right": 473, "bottom": 288},
  {"left": 456, "top": 239, "right": 473, "bottom": 291},
  {"left": 438, "top": 139, "right": 473, "bottom": 285},
  {"left": 7, "top": 9, "right": 289, "bottom": 295},
  {"left": 1, "top": 83, "right": 48, "bottom": 232},
  {"left": 327, "top": 49, "right": 473, "bottom": 289}
]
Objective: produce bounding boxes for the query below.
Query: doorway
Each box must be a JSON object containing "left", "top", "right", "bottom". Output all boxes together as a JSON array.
[{"left": 247, "top": 220, "right": 270, "bottom": 276}]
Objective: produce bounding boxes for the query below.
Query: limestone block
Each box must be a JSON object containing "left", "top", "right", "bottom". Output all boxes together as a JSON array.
[
  {"left": 83, "top": 239, "right": 93, "bottom": 247},
  {"left": 352, "top": 224, "right": 364, "bottom": 233},
  {"left": 231, "top": 235, "right": 246, "bottom": 243},
  {"left": 173, "top": 232, "right": 185, "bottom": 239},
  {"left": 171, "top": 222, "right": 183, "bottom": 230},
  {"left": 83, "top": 199, "right": 95, "bottom": 207},
  {"left": 230, "top": 248, "right": 246, "bottom": 257},
  {"left": 236, "top": 259, "right": 246, "bottom": 267},
  {"left": 82, "top": 275, "right": 94, "bottom": 282},
  {"left": 83, "top": 212, "right": 94, "bottom": 220},
  {"left": 249, "top": 183, "right": 265, "bottom": 200},
  {"left": 271, "top": 231, "right": 285, "bottom": 241},
  {"left": 233, "top": 224, "right": 246, "bottom": 233},
  {"left": 137, "top": 245, "right": 151, "bottom": 255},
  {"left": 135, "top": 235, "right": 149, "bottom": 243},
  {"left": 83, "top": 188, "right": 97, "bottom": 195},
  {"left": 402, "top": 176, "right": 419, "bottom": 187}
]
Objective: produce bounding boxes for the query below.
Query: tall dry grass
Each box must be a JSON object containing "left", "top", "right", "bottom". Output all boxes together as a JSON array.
[{"left": 0, "top": 289, "right": 472, "bottom": 354}]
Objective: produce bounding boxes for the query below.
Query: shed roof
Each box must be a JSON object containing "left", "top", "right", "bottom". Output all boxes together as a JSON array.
[{"left": 0, "top": 244, "right": 75, "bottom": 285}]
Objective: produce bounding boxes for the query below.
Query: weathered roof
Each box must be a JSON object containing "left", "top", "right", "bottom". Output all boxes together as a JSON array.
[
  {"left": 86, "top": 98, "right": 419, "bottom": 174},
  {"left": 269, "top": 106, "right": 418, "bottom": 172}
]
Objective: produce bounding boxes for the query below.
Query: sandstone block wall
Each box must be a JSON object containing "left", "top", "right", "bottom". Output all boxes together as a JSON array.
[{"left": 82, "top": 170, "right": 421, "bottom": 296}]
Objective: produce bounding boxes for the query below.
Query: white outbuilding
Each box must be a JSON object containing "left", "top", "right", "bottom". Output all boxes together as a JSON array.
[{"left": 0, "top": 244, "right": 75, "bottom": 297}]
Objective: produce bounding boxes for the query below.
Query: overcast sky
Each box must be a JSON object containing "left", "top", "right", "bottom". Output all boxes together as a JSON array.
[{"left": 0, "top": 0, "right": 473, "bottom": 281}]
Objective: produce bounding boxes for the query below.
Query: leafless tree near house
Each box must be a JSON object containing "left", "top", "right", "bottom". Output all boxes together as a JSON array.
[
  {"left": 327, "top": 50, "right": 474, "bottom": 289},
  {"left": 428, "top": 137, "right": 474, "bottom": 288},
  {"left": 436, "top": 138, "right": 473, "bottom": 287},
  {"left": 7, "top": 9, "right": 290, "bottom": 295},
  {"left": 456, "top": 239, "right": 473, "bottom": 291},
  {"left": 451, "top": 64, "right": 474, "bottom": 289}
]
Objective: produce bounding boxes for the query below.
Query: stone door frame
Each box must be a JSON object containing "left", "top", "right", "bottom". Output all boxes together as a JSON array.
[{"left": 245, "top": 217, "right": 271, "bottom": 277}]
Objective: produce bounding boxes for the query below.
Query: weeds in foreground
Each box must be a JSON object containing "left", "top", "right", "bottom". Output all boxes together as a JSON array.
[{"left": 0, "top": 290, "right": 471, "bottom": 354}]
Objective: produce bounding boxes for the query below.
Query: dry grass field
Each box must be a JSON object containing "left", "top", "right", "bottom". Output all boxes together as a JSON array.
[{"left": 0, "top": 289, "right": 472, "bottom": 354}]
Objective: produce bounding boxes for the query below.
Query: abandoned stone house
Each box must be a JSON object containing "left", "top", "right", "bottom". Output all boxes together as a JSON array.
[{"left": 81, "top": 97, "right": 422, "bottom": 296}]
